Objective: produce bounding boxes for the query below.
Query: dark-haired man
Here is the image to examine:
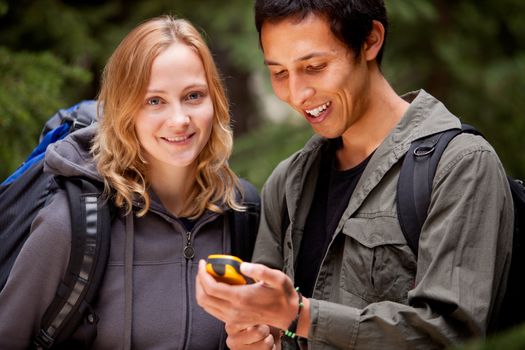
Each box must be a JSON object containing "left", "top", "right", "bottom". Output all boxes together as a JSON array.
[{"left": 196, "top": 1, "right": 513, "bottom": 349}]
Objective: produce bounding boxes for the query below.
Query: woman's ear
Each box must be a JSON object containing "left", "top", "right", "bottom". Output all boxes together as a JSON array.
[{"left": 363, "top": 20, "right": 385, "bottom": 62}]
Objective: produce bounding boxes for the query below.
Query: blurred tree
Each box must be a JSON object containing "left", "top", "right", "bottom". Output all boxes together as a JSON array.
[
  {"left": 384, "top": 0, "right": 525, "bottom": 178},
  {"left": 0, "top": 0, "right": 524, "bottom": 184},
  {"left": 0, "top": 0, "right": 525, "bottom": 346},
  {"left": 0, "top": 47, "right": 90, "bottom": 177},
  {"left": 454, "top": 322, "right": 525, "bottom": 350}
]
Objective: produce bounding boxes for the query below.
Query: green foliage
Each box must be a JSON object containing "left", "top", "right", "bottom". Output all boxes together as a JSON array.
[
  {"left": 0, "top": 47, "right": 91, "bottom": 178},
  {"left": 0, "top": 0, "right": 7, "bottom": 16},
  {"left": 385, "top": 0, "right": 525, "bottom": 179},
  {"left": 454, "top": 323, "right": 525, "bottom": 350},
  {"left": 1, "top": 0, "right": 524, "bottom": 187},
  {"left": 0, "top": 0, "right": 524, "bottom": 347},
  {"left": 115, "top": 0, "right": 261, "bottom": 71},
  {"left": 230, "top": 121, "right": 313, "bottom": 190}
]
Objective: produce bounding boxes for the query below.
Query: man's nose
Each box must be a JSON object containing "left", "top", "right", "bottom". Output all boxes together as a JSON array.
[{"left": 288, "top": 75, "right": 314, "bottom": 107}]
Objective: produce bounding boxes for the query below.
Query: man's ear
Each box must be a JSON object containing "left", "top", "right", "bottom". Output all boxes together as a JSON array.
[{"left": 363, "top": 20, "right": 385, "bottom": 62}]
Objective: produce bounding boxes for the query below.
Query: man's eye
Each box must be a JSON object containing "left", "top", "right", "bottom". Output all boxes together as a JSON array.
[
  {"left": 147, "top": 97, "right": 162, "bottom": 105},
  {"left": 307, "top": 63, "right": 326, "bottom": 72},
  {"left": 272, "top": 70, "right": 287, "bottom": 79}
]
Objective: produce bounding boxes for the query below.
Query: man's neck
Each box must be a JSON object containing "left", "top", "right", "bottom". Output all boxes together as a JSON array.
[{"left": 336, "top": 75, "right": 409, "bottom": 170}]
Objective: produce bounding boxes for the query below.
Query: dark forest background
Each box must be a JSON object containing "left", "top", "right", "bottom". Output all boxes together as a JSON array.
[
  {"left": 1, "top": 0, "right": 525, "bottom": 346},
  {"left": 1, "top": 0, "right": 524, "bottom": 188}
]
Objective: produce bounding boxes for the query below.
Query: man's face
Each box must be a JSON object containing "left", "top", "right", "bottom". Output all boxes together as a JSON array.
[{"left": 261, "top": 13, "right": 371, "bottom": 139}]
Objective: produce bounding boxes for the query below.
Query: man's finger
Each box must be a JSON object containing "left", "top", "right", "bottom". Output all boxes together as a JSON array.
[
  {"left": 226, "top": 325, "right": 275, "bottom": 349},
  {"left": 240, "top": 263, "right": 294, "bottom": 296}
]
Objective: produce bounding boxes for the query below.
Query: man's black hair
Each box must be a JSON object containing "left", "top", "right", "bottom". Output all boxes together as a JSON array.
[{"left": 254, "top": 0, "right": 389, "bottom": 65}]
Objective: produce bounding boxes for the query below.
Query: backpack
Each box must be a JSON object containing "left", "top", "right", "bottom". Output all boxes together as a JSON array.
[
  {"left": 397, "top": 124, "right": 525, "bottom": 332},
  {"left": 0, "top": 102, "right": 261, "bottom": 349}
]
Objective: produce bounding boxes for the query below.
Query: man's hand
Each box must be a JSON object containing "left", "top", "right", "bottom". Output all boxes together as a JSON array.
[
  {"left": 225, "top": 323, "right": 279, "bottom": 350},
  {"left": 195, "top": 259, "right": 299, "bottom": 331}
]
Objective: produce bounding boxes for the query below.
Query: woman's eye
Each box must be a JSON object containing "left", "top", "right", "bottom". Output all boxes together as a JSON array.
[
  {"left": 186, "top": 91, "right": 206, "bottom": 101},
  {"left": 146, "top": 97, "right": 162, "bottom": 106},
  {"left": 187, "top": 92, "right": 201, "bottom": 100}
]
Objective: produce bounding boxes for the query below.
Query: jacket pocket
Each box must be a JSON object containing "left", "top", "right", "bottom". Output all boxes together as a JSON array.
[{"left": 339, "top": 216, "right": 416, "bottom": 305}]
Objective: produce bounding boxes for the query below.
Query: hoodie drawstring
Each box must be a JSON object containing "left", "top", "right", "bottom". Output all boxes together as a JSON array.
[{"left": 124, "top": 213, "right": 135, "bottom": 349}]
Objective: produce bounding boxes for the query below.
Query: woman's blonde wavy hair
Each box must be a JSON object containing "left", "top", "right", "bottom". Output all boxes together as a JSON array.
[{"left": 92, "top": 15, "right": 244, "bottom": 218}]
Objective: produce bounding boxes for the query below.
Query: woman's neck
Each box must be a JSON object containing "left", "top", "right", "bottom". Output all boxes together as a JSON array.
[{"left": 146, "top": 162, "right": 197, "bottom": 217}]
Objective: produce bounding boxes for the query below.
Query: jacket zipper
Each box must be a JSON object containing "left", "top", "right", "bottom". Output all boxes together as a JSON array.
[
  {"left": 145, "top": 208, "right": 219, "bottom": 349},
  {"left": 181, "top": 231, "right": 193, "bottom": 350},
  {"left": 179, "top": 216, "right": 215, "bottom": 350},
  {"left": 183, "top": 231, "right": 195, "bottom": 259}
]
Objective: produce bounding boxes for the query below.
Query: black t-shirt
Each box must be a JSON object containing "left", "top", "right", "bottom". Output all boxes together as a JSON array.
[
  {"left": 180, "top": 217, "right": 196, "bottom": 232},
  {"left": 294, "top": 139, "right": 372, "bottom": 297}
]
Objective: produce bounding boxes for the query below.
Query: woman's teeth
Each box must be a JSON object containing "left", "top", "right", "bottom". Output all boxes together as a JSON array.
[{"left": 164, "top": 135, "right": 189, "bottom": 142}]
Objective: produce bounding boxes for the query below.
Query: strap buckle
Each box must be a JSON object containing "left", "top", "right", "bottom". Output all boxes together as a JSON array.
[{"left": 34, "top": 329, "right": 55, "bottom": 349}]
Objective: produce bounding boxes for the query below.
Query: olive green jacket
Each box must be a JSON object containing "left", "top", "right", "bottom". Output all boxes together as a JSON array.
[{"left": 252, "top": 90, "right": 514, "bottom": 349}]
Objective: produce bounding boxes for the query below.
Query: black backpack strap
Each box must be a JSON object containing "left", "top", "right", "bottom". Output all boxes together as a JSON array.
[
  {"left": 496, "top": 176, "right": 525, "bottom": 331},
  {"left": 230, "top": 179, "right": 261, "bottom": 262},
  {"left": 397, "top": 127, "right": 463, "bottom": 257},
  {"left": 33, "top": 178, "right": 111, "bottom": 349}
]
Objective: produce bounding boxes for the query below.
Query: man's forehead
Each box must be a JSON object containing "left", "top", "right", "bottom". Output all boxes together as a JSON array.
[{"left": 260, "top": 14, "right": 346, "bottom": 64}]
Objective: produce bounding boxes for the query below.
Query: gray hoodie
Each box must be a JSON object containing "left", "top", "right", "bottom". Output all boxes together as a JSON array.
[{"left": 0, "top": 125, "right": 233, "bottom": 349}]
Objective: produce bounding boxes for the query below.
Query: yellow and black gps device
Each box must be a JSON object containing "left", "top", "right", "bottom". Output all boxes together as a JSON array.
[{"left": 206, "top": 254, "right": 255, "bottom": 285}]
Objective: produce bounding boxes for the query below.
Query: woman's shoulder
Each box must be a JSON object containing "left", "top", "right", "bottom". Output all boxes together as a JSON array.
[{"left": 28, "top": 189, "right": 72, "bottom": 255}]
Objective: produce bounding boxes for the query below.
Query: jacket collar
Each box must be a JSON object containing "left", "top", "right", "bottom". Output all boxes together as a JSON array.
[{"left": 284, "top": 89, "right": 461, "bottom": 234}]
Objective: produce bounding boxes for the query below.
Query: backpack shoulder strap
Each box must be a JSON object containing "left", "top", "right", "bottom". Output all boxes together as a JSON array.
[
  {"left": 34, "top": 177, "right": 112, "bottom": 349},
  {"left": 397, "top": 127, "right": 465, "bottom": 257},
  {"left": 230, "top": 179, "right": 261, "bottom": 262}
]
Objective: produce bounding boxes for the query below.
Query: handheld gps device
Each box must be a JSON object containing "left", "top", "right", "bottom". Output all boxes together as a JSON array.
[{"left": 206, "top": 254, "right": 255, "bottom": 285}]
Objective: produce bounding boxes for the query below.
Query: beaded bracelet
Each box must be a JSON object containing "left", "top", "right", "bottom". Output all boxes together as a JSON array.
[{"left": 283, "top": 287, "right": 304, "bottom": 339}]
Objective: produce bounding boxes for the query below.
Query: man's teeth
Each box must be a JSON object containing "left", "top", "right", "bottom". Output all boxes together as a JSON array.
[
  {"left": 164, "top": 135, "right": 189, "bottom": 142},
  {"left": 306, "top": 102, "right": 331, "bottom": 117}
]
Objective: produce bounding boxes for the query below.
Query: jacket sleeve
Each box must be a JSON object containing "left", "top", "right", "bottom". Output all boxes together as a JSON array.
[
  {"left": 0, "top": 190, "right": 71, "bottom": 349},
  {"left": 307, "top": 136, "right": 514, "bottom": 349},
  {"left": 251, "top": 158, "right": 291, "bottom": 269}
]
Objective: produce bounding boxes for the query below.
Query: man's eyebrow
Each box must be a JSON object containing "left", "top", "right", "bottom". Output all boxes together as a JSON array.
[{"left": 264, "top": 52, "right": 328, "bottom": 66}]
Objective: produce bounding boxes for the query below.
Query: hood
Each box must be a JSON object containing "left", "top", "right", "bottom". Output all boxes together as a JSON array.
[{"left": 44, "top": 123, "right": 102, "bottom": 182}]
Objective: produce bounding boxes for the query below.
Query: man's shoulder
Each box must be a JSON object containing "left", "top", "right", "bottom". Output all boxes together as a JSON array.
[
  {"left": 435, "top": 131, "right": 506, "bottom": 184},
  {"left": 267, "top": 134, "right": 326, "bottom": 180}
]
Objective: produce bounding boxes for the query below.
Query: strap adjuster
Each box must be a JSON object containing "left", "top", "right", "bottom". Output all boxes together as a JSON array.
[{"left": 34, "top": 329, "right": 55, "bottom": 349}]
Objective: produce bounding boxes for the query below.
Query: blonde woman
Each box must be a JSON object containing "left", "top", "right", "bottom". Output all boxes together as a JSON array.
[{"left": 0, "top": 15, "right": 259, "bottom": 349}]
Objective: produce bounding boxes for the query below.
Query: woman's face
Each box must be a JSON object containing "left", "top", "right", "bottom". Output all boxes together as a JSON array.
[{"left": 135, "top": 42, "right": 214, "bottom": 173}]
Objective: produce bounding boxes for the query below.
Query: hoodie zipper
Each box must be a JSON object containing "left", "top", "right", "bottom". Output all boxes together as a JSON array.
[
  {"left": 183, "top": 231, "right": 195, "bottom": 259},
  {"left": 145, "top": 206, "right": 220, "bottom": 349},
  {"left": 180, "top": 216, "right": 215, "bottom": 350},
  {"left": 181, "top": 231, "right": 194, "bottom": 350}
]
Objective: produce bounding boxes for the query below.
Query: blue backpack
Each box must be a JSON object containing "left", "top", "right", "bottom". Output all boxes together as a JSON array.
[
  {"left": 397, "top": 124, "right": 525, "bottom": 332},
  {"left": 0, "top": 102, "right": 260, "bottom": 349}
]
